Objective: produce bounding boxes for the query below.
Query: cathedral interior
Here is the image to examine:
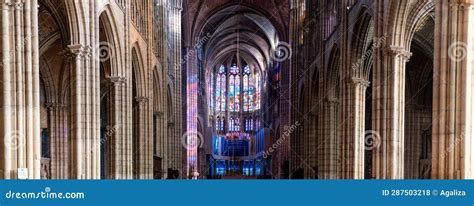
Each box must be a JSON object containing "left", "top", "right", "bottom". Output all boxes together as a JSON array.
[{"left": 0, "top": 0, "right": 473, "bottom": 180}]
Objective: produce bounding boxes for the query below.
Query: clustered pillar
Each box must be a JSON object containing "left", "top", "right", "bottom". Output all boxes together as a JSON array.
[
  {"left": 371, "top": 46, "right": 412, "bottom": 179},
  {"left": 47, "top": 103, "right": 69, "bottom": 179},
  {"left": 169, "top": 1, "right": 183, "bottom": 176},
  {"left": 432, "top": 0, "right": 474, "bottom": 179},
  {"left": 340, "top": 78, "right": 369, "bottom": 179},
  {"left": 1, "top": 0, "right": 41, "bottom": 179}
]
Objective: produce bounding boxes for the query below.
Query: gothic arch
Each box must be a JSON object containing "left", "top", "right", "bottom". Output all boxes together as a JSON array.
[
  {"left": 64, "top": 0, "right": 88, "bottom": 44},
  {"left": 39, "top": 59, "right": 57, "bottom": 104},
  {"left": 384, "top": 0, "right": 435, "bottom": 49},
  {"left": 404, "top": 1, "right": 435, "bottom": 51},
  {"left": 403, "top": 6, "right": 435, "bottom": 179},
  {"left": 167, "top": 84, "right": 173, "bottom": 122},
  {"left": 39, "top": 0, "right": 71, "bottom": 47},
  {"left": 58, "top": 67, "right": 71, "bottom": 106},
  {"left": 350, "top": 7, "right": 373, "bottom": 80},
  {"left": 327, "top": 46, "right": 340, "bottom": 100},
  {"left": 385, "top": 0, "right": 411, "bottom": 47},
  {"left": 184, "top": 2, "right": 288, "bottom": 47},
  {"left": 99, "top": 5, "right": 125, "bottom": 76},
  {"left": 131, "top": 44, "right": 146, "bottom": 97},
  {"left": 153, "top": 66, "right": 163, "bottom": 113}
]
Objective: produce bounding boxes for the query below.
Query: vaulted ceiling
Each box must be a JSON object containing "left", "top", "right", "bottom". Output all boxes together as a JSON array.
[{"left": 183, "top": 0, "right": 289, "bottom": 74}]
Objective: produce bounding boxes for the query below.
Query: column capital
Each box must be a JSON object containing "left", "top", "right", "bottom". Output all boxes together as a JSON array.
[
  {"left": 352, "top": 77, "right": 370, "bottom": 87},
  {"left": 385, "top": 46, "right": 412, "bottom": 61},
  {"left": 67, "top": 44, "right": 92, "bottom": 59},
  {"left": 154, "top": 111, "right": 164, "bottom": 117},
  {"left": 170, "top": 0, "right": 183, "bottom": 11},
  {"left": 45, "top": 102, "right": 67, "bottom": 110},
  {"left": 168, "top": 73, "right": 175, "bottom": 81},
  {"left": 13, "top": 1, "right": 23, "bottom": 10},
  {"left": 135, "top": 96, "right": 149, "bottom": 103},
  {"left": 172, "top": 6, "right": 182, "bottom": 11},
  {"left": 82, "top": 46, "right": 92, "bottom": 59},
  {"left": 3, "top": 1, "right": 14, "bottom": 8},
  {"left": 109, "top": 76, "right": 127, "bottom": 84},
  {"left": 450, "top": 1, "right": 474, "bottom": 8},
  {"left": 325, "top": 97, "right": 339, "bottom": 105},
  {"left": 60, "top": 49, "right": 76, "bottom": 62}
]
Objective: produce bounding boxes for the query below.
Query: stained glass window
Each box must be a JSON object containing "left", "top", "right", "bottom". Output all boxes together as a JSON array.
[
  {"left": 229, "top": 64, "right": 240, "bottom": 112},
  {"left": 255, "top": 72, "right": 261, "bottom": 110},
  {"left": 235, "top": 117, "right": 240, "bottom": 131},
  {"left": 216, "top": 65, "right": 226, "bottom": 112},
  {"left": 229, "top": 117, "right": 235, "bottom": 132},
  {"left": 216, "top": 117, "right": 224, "bottom": 131},
  {"left": 243, "top": 65, "right": 256, "bottom": 112},
  {"left": 244, "top": 118, "right": 254, "bottom": 132},
  {"left": 211, "top": 62, "right": 261, "bottom": 134},
  {"left": 209, "top": 73, "right": 214, "bottom": 113}
]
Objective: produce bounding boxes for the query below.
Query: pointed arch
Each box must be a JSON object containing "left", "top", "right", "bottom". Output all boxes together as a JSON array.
[
  {"left": 64, "top": 0, "right": 87, "bottom": 44},
  {"left": 350, "top": 7, "right": 374, "bottom": 80},
  {"left": 404, "top": 1, "right": 435, "bottom": 50},
  {"left": 99, "top": 5, "right": 125, "bottom": 76},
  {"left": 327, "top": 46, "right": 340, "bottom": 99},
  {"left": 131, "top": 44, "right": 146, "bottom": 97},
  {"left": 38, "top": 59, "right": 57, "bottom": 104}
]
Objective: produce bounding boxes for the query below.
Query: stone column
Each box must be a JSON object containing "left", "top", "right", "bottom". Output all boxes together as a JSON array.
[
  {"left": 68, "top": 45, "right": 86, "bottom": 179},
  {"left": 134, "top": 96, "right": 152, "bottom": 179},
  {"left": 340, "top": 78, "right": 369, "bottom": 179},
  {"left": 154, "top": 111, "right": 167, "bottom": 179},
  {"left": 403, "top": 105, "right": 423, "bottom": 179},
  {"left": 432, "top": 0, "right": 474, "bottom": 179},
  {"left": 371, "top": 46, "right": 412, "bottom": 179},
  {"left": 106, "top": 76, "right": 128, "bottom": 179},
  {"left": 46, "top": 103, "right": 69, "bottom": 179},
  {"left": 67, "top": 44, "right": 101, "bottom": 179},
  {"left": 32, "top": 0, "right": 41, "bottom": 180},
  {"left": 1, "top": 0, "right": 41, "bottom": 179},
  {"left": 167, "top": 121, "right": 175, "bottom": 178},
  {"left": 319, "top": 97, "right": 340, "bottom": 179},
  {"left": 1, "top": 0, "right": 13, "bottom": 179},
  {"left": 169, "top": 0, "right": 183, "bottom": 176},
  {"left": 288, "top": 0, "right": 302, "bottom": 178},
  {"left": 185, "top": 47, "right": 199, "bottom": 178}
]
